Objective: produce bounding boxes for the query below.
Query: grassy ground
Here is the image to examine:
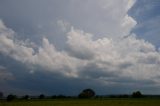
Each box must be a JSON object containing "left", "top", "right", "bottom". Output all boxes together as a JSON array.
[{"left": 1, "top": 98, "right": 160, "bottom": 106}]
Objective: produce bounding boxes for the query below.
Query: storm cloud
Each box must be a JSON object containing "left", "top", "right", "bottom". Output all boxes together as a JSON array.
[{"left": 0, "top": 0, "right": 160, "bottom": 95}]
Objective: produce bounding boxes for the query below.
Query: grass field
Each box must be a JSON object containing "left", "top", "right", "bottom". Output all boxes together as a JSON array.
[{"left": 1, "top": 98, "right": 160, "bottom": 106}]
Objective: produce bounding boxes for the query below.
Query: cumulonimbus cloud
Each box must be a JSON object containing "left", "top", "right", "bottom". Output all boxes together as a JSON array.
[
  {"left": 0, "top": 0, "right": 160, "bottom": 87},
  {"left": 1, "top": 19, "right": 160, "bottom": 85}
]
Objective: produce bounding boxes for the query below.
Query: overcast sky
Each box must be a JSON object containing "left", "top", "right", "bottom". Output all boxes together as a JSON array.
[{"left": 0, "top": 0, "right": 160, "bottom": 96}]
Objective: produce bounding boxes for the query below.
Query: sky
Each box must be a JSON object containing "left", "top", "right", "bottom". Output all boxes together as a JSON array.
[{"left": 0, "top": 0, "right": 160, "bottom": 96}]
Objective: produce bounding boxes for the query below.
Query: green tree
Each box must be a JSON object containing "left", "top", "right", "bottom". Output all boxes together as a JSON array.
[
  {"left": 0, "top": 92, "right": 3, "bottom": 99},
  {"left": 7, "top": 94, "right": 17, "bottom": 101},
  {"left": 23, "top": 95, "right": 29, "bottom": 100},
  {"left": 132, "top": 91, "right": 143, "bottom": 98},
  {"left": 39, "top": 94, "right": 45, "bottom": 99},
  {"left": 78, "top": 88, "right": 95, "bottom": 98}
]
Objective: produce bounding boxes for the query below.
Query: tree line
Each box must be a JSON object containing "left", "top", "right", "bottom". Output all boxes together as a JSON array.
[{"left": 0, "top": 89, "right": 149, "bottom": 102}]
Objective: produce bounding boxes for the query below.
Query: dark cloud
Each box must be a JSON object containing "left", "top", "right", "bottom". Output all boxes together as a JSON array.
[
  {"left": 78, "top": 63, "right": 117, "bottom": 79},
  {"left": 0, "top": 0, "right": 160, "bottom": 95}
]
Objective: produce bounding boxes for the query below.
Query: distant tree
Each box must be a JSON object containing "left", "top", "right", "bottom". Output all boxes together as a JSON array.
[
  {"left": 57, "top": 95, "right": 66, "bottom": 98},
  {"left": 78, "top": 88, "right": 95, "bottom": 98},
  {"left": 7, "top": 94, "right": 17, "bottom": 101},
  {"left": 39, "top": 94, "right": 45, "bottom": 99},
  {"left": 0, "top": 92, "right": 3, "bottom": 99},
  {"left": 51, "top": 95, "right": 57, "bottom": 99},
  {"left": 23, "top": 95, "right": 29, "bottom": 100},
  {"left": 132, "top": 91, "right": 143, "bottom": 98}
]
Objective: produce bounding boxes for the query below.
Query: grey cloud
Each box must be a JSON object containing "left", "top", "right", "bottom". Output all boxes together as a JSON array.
[
  {"left": 1, "top": 19, "right": 160, "bottom": 85},
  {"left": 66, "top": 28, "right": 160, "bottom": 83},
  {"left": 78, "top": 63, "right": 117, "bottom": 79},
  {"left": 0, "top": 0, "right": 160, "bottom": 95},
  {"left": 0, "top": 65, "right": 14, "bottom": 82},
  {"left": 57, "top": 20, "right": 71, "bottom": 32},
  {"left": 67, "top": 0, "right": 136, "bottom": 37},
  {"left": 0, "top": 0, "right": 137, "bottom": 40},
  {"left": 66, "top": 28, "right": 96, "bottom": 60}
]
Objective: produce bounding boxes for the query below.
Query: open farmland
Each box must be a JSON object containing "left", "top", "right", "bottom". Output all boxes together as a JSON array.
[{"left": 1, "top": 98, "right": 160, "bottom": 106}]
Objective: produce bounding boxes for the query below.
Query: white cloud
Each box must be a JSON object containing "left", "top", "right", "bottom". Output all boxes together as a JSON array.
[
  {"left": 86, "top": 0, "right": 137, "bottom": 37},
  {"left": 30, "top": 37, "right": 82, "bottom": 77},
  {"left": 57, "top": 20, "right": 71, "bottom": 32},
  {"left": 67, "top": 27, "right": 96, "bottom": 60},
  {"left": 0, "top": 20, "right": 81, "bottom": 78},
  {"left": 0, "top": 20, "right": 7, "bottom": 30},
  {"left": 0, "top": 0, "right": 160, "bottom": 87},
  {"left": 0, "top": 25, "right": 35, "bottom": 63},
  {"left": 1, "top": 19, "right": 160, "bottom": 85},
  {"left": 66, "top": 28, "right": 160, "bottom": 82},
  {"left": 125, "top": 0, "right": 136, "bottom": 11}
]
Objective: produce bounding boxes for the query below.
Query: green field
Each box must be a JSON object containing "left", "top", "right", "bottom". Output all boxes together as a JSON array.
[{"left": 1, "top": 98, "right": 160, "bottom": 106}]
